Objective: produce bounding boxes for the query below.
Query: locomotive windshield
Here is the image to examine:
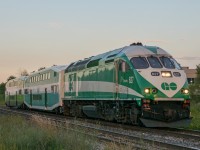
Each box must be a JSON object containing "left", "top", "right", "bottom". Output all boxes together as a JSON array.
[
  {"left": 131, "top": 57, "right": 149, "bottom": 69},
  {"left": 170, "top": 58, "right": 182, "bottom": 70},
  {"left": 159, "top": 57, "right": 175, "bottom": 69},
  {"left": 147, "top": 56, "right": 162, "bottom": 68}
]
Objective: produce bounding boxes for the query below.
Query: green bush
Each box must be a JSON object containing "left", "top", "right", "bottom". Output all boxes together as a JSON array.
[
  {"left": 0, "top": 94, "right": 5, "bottom": 105},
  {"left": 189, "top": 102, "right": 200, "bottom": 130},
  {"left": 0, "top": 115, "right": 96, "bottom": 150},
  {"left": 189, "top": 84, "right": 200, "bottom": 103}
]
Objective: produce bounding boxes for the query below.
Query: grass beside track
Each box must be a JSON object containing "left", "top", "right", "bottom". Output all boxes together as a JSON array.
[
  {"left": 189, "top": 102, "right": 200, "bottom": 130},
  {"left": 0, "top": 95, "right": 5, "bottom": 105},
  {"left": 0, "top": 115, "right": 97, "bottom": 150}
]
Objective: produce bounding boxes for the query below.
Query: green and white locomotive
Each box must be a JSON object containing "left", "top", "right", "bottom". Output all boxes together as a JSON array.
[
  {"left": 5, "top": 43, "right": 191, "bottom": 127},
  {"left": 63, "top": 43, "right": 191, "bottom": 127}
]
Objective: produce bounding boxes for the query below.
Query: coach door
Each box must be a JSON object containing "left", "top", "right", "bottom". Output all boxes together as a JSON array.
[
  {"left": 117, "top": 60, "right": 132, "bottom": 99},
  {"left": 30, "top": 90, "right": 32, "bottom": 106},
  {"left": 45, "top": 88, "right": 47, "bottom": 108},
  {"left": 69, "top": 73, "right": 76, "bottom": 97}
]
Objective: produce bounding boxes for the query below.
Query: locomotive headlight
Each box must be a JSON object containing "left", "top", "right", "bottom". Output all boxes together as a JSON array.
[
  {"left": 161, "top": 71, "right": 172, "bottom": 77},
  {"left": 144, "top": 88, "right": 150, "bottom": 94},
  {"left": 181, "top": 89, "right": 189, "bottom": 94},
  {"left": 184, "top": 89, "right": 189, "bottom": 94}
]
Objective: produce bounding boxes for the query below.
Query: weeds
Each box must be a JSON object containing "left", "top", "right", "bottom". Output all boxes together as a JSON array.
[
  {"left": 189, "top": 102, "right": 200, "bottom": 130},
  {"left": 0, "top": 94, "right": 5, "bottom": 105},
  {"left": 0, "top": 115, "right": 96, "bottom": 150}
]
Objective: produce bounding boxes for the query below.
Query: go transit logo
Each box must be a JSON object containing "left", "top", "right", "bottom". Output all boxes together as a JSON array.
[{"left": 161, "top": 82, "right": 177, "bottom": 91}]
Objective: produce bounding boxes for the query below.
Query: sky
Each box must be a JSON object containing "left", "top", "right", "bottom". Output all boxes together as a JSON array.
[{"left": 0, "top": 0, "right": 200, "bottom": 83}]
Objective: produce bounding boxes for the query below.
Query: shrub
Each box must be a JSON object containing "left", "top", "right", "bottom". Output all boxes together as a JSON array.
[{"left": 189, "top": 102, "right": 200, "bottom": 130}]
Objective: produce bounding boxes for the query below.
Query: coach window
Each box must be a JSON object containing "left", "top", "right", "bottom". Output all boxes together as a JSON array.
[
  {"left": 24, "top": 89, "right": 29, "bottom": 94},
  {"left": 52, "top": 85, "right": 58, "bottom": 93},
  {"left": 48, "top": 72, "right": 50, "bottom": 79},
  {"left": 43, "top": 74, "right": 45, "bottom": 80},
  {"left": 51, "top": 85, "right": 53, "bottom": 93},
  {"left": 54, "top": 72, "right": 57, "bottom": 77},
  {"left": 19, "top": 89, "right": 22, "bottom": 95}
]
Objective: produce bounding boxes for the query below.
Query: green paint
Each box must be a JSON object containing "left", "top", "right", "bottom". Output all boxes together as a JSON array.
[
  {"left": 170, "top": 82, "right": 177, "bottom": 90},
  {"left": 161, "top": 82, "right": 170, "bottom": 90},
  {"left": 161, "top": 82, "right": 177, "bottom": 91},
  {"left": 25, "top": 93, "right": 59, "bottom": 108},
  {"left": 145, "top": 46, "right": 158, "bottom": 54}
]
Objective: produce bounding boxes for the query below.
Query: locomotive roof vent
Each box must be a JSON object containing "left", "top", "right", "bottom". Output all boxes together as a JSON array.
[{"left": 130, "top": 42, "right": 143, "bottom": 46}]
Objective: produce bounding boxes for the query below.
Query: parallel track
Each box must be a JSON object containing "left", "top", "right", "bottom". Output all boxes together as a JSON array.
[{"left": 0, "top": 106, "right": 199, "bottom": 150}]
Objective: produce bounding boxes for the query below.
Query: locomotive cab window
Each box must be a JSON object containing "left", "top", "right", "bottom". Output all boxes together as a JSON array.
[
  {"left": 147, "top": 56, "right": 162, "bottom": 68},
  {"left": 119, "top": 61, "right": 130, "bottom": 72},
  {"left": 130, "top": 57, "right": 149, "bottom": 69},
  {"left": 159, "top": 57, "right": 175, "bottom": 69}
]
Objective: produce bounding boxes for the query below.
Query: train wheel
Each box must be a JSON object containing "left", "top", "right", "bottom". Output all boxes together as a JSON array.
[{"left": 63, "top": 105, "right": 70, "bottom": 116}]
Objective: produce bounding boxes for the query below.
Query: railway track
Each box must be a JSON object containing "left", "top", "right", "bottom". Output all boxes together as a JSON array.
[{"left": 0, "top": 106, "right": 199, "bottom": 150}]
